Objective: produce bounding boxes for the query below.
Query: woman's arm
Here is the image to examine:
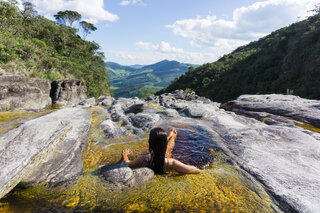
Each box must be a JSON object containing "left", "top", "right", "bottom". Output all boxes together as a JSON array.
[
  {"left": 165, "top": 158, "right": 201, "bottom": 174},
  {"left": 166, "top": 128, "right": 177, "bottom": 158},
  {"left": 122, "top": 149, "right": 145, "bottom": 168}
]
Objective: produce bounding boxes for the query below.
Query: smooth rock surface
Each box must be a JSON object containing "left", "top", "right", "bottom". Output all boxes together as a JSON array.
[
  {"left": 99, "top": 96, "right": 114, "bottom": 106},
  {"left": 208, "top": 110, "right": 320, "bottom": 213},
  {"left": 0, "top": 75, "right": 51, "bottom": 111},
  {"left": 124, "top": 103, "right": 146, "bottom": 114},
  {"left": 21, "top": 108, "right": 91, "bottom": 187},
  {"left": 99, "top": 164, "right": 154, "bottom": 190},
  {"left": 100, "top": 119, "right": 122, "bottom": 138},
  {"left": 129, "top": 113, "right": 161, "bottom": 130},
  {"left": 181, "top": 101, "right": 219, "bottom": 118},
  {"left": 50, "top": 79, "right": 87, "bottom": 106},
  {"left": 78, "top": 97, "right": 96, "bottom": 107},
  {"left": 222, "top": 94, "right": 320, "bottom": 128},
  {"left": 157, "top": 109, "right": 180, "bottom": 118},
  {"left": 0, "top": 108, "right": 91, "bottom": 198}
]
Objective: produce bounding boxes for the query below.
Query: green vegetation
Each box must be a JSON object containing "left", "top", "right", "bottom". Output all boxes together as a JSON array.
[
  {"left": 107, "top": 60, "right": 198, "bottom": 98},
  {"left": 0, "top": 1, "right": 110, "bottom": 97},
  {"left": 159, "top": 14, "right": 320, "bottom": 103}
]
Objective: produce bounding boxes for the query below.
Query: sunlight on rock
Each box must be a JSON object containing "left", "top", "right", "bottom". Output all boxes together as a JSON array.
[{"left": 0, "top": 110, "right": 54, "bottom": 135}]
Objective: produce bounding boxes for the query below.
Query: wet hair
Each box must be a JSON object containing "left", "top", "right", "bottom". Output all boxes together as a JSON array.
[{"left": 148, "top": 127, "right": 168, "bottom": 174}]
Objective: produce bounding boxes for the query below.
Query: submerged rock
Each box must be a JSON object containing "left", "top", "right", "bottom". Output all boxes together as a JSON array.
[
  {"left": 0, "top": 108, "right": 91, "bottom": 198},
  {"left": 222, "top": 94, "right": 320, "bottom": 128},
  {"left": 99, "top": 164, "right": 154, "bottom": 191},
  {"left": 50, "top": 79, "right": 87, "bottom": 106},
  {"left": 0, "top": 75, "right": 51, "bottom": 111}
]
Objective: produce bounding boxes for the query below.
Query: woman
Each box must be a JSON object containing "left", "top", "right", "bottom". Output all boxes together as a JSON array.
[{"left": 122, "top": 127, "right": 200, "bottom": 174}]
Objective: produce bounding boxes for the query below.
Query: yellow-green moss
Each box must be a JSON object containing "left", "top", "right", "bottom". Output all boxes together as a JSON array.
[
  {"left": 147, "top": 103, "right": 164, "bottom": 111},
  {"left": 295, "top": 122, "right": 320, "bottom": 134},
  {"left": 281, "top": 116, "right": 320, "bottom": 134},
  {"left": 0, "top": 107, "right": 280, "bottom": 212},
  {"left": 0, "top": 160, "right": 279, "bottom": 212},
  {"left": 0, "top": 110, "right": 54, "bottom": 135},
  {"left": 0, "top": 112, "right": 26, "bottom": 125}
]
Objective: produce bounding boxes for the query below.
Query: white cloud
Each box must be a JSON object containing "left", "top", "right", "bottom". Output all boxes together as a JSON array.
[
  {"left": 119, "top": 0, "right": 142, "bottom": 6},
  {"left": 167, "top": 0, "right": 319, "bottom": 50},
  {"left": 31, "top": 0, "right": 118, "bottom": 23},
  {"left": 132, "top": 41, "right": 218, "bottom": 64},
  {"left": 136, "top": 41, "right": 184, "bottom": 53},
  {"left": 136, "top": 41, "right": 159, "bottom": 50}
]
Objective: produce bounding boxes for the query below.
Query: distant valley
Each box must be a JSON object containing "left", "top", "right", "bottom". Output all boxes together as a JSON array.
[{"left": 106, "top": 60, "right": 198, "bottom": 98}]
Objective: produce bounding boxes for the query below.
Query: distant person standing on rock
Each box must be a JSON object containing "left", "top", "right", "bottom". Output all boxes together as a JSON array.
[{"left": 122, "top": 127, "right": 201, "bottom": 174}]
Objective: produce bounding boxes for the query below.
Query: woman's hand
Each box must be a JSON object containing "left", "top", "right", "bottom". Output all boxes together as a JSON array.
[
  {"left": 168, "top": 128, "right": 177, "bottom": 140},
  {"left": 122, "top": 149, "right": 132, "bottom": 163}
]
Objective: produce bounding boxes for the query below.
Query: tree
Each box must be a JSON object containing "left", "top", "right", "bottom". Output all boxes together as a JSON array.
[
  {"left": 21, "top": 1, "right": 37, "bottom": 21},
  {"left": 8, "top": 0, "right": 18, "bottom": 7},
  {"left": 54, "top": 10, "right": 81, "bottom": 27},
  {"left": 309, "top": 3, "right": 320, "bottom": 15},
  {"left": 0, "top": 1, "right": 22, "bottom": 33},
  {"left": 80, "top": 21, "right": 97, "bottom": 39}
]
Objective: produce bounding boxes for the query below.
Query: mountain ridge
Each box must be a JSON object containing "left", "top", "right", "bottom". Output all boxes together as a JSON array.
[
  {"left": 159, "top": 14, "right": 320, "bottom": 103},
  {"left": 106, "top": 60, "right": 199, "bottom": 98}
]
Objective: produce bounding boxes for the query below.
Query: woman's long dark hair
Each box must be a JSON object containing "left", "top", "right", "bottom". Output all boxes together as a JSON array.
[{"left": 148, "top": 127, "right": 168, "bottom": 174}]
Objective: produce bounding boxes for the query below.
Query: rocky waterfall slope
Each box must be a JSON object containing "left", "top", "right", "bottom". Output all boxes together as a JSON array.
[{"left": 0, "top": 91, "right": 319, "bottom": 212}]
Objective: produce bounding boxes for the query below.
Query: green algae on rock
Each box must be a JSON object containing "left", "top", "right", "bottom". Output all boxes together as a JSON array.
[
  {"left": 0, "top": 157, "right": 280, "bottom": 212},
  {"left": 0, "top": 107, "right": 280, "bottom": 212},
  {"left": 0, "top": 110, "right": 54, "bottom": 136}
]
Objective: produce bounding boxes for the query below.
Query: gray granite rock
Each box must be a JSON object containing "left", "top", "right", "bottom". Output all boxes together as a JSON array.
[
  {"left": 207, "top": 110, "right": 320, "bottom": 213},
  {"left": 129, "top": 113, "right": 161, "bottom": 130},
  {"left": 0, "top": 108, "right": 91, "bottom": 198},
  {"left": 100, "top": 119, "right": 122, "bottom": 138},
  {"left": 181, "top": 101, "right": 219, "bottom": 118},
  {"left": 78, "top": 97, "right": 96, "bottom": 107},
  {"left": 145, "top": 95, "right": 159, "bottom": 104},
  {"left": 0, "top": 75, "right": 51, "bottom": 111},
  {"left": 157, "top": 109, "right": 180, "bottom": 118},
  {"left": 98, "top": 96, "right": 114, "bottom": 106},
  {"left": 99, "top": 164, "right": 154, "bottom": 191},
  {"left": 108, "top": 103, "right": 125, "bottom": 122},
  {"left": 124, "top": 103, "right": 146, "bottom": 114},
  {"left": 50, "top": 79, "right": 87, "bottom": 106},
  {"left": 115, "top": 97, "right": 141, "bottom": 109},
  {"left": 222, "top": 94, "right": 320, "bottom": 128}
]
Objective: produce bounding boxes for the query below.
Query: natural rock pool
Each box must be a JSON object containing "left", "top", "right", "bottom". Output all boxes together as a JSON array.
[
  {"left": 0, "top": 107, "right": 280, "bottom": 212},
  {"left": 2, "top": 93, "right": 320, "bottom": 212}
]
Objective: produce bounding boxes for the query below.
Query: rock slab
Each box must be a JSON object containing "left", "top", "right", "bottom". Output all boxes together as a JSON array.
[
  {"left": 0, "top": 75, "right": 51, "bottom": 111},
  {"left": 208, "top": 109, "right": 320, "bottom": 213},
  {"left": 50, "top": 79, "right": 87, "bottom": 106},
  {"left": 99, "top": 164, "right": 154, "bottom": 191},
  {"left": 222, "top": 94, "right": 320, "bottom": 128},
  {"left": 0, "top": 108, "right": 91, "bottom": 199}
]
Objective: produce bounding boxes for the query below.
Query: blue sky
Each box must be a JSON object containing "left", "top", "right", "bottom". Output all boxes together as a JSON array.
[{"left": 9, "top": 0, "right": 319, "bottom": 65}]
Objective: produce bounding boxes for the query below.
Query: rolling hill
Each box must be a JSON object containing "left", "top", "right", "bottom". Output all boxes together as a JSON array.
[
  {"left": 106, "top": 60, "right": 198, "bottom": 98},
  {"left": 159, "top": 14, "right": 320, "bottom": 103}
]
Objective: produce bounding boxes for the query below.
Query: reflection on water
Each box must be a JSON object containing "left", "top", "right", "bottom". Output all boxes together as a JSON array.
[
  {"left": 169, "top": 124, "right": 221, "bottom": 169},
  {"left": 0, "top": 107, "right": 280, "bottom": 212}
]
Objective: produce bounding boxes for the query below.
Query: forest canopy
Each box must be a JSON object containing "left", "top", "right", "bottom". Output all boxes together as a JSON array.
[
  {"left": 0, "top": 1, "right": 110, "bottom": 97},
  {"left": 159, "top": 13, "right": 320, "bottom": 103}
]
